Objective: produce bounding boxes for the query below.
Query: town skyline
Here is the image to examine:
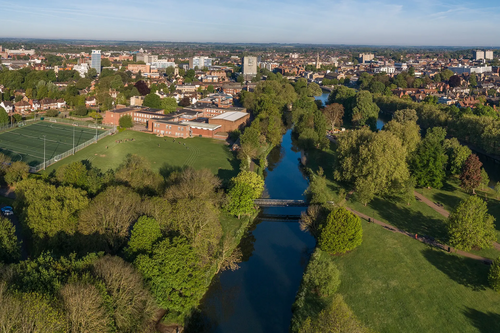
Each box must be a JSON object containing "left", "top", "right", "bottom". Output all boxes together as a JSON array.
[{"left": 3, "top": 0, "right": 500, "bottom": 46}]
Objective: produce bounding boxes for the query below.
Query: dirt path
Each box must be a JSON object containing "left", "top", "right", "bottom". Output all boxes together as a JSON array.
[
  {"left": 414, "top": 191, "right": 449, "bottom": 218},
  {"left": 414, "top": 190, "right": 500, "bottom": 252},
  {"left": 344, "top": 206, "right": 492, "bottom": 264}
]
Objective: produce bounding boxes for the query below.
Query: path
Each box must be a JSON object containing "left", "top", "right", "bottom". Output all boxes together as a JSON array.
[
  {"left": 344, "top": 206, "right": 493, "bottom": 264},
  {"left": 414, "top": 190, "right": 500, "bottom": 252}
]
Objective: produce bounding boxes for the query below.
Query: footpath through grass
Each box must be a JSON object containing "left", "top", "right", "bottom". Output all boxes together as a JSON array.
[
  {"left": 46, "top": 130, "right": 240, "bottom": 183},
  {"left": 333, "top": 221, "right": 500, "bottom": 333}
]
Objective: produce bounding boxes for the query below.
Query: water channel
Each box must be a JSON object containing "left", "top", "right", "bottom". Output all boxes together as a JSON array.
[{"left": 197, "top": 129, "right": 316, "bottom": 333}]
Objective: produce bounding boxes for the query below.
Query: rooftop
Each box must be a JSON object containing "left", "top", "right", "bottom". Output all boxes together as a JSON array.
[{"left": 211, "top": 111, "right": 249, "bottom": 122}]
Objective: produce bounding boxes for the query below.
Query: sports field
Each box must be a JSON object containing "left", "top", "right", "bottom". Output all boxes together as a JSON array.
[
  {"left": 0, "top": 121, "right": 105, "bottom": 167},
  {"left": 46, "top": 130, "right": 240, "bottom": 183}
]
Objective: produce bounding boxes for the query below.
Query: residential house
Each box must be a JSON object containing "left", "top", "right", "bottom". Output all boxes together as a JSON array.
[
  {"left": 85, "top": 97, "right": 97, "bottom": 107},
  {"left": 40, "top": 98, "right": 58, "bottom": 110},
  {"left": 14, "top": 100, "right": 31, "bottom": 113}
]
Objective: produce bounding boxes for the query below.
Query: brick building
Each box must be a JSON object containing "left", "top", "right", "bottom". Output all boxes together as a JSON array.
[{"left": 208, "top": 111, "right": 250, "bottom": 133}]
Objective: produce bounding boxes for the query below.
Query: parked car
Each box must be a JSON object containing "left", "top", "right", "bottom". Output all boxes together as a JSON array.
[{"left": 1, "top": 206, "right": 13, "bottom": 216}]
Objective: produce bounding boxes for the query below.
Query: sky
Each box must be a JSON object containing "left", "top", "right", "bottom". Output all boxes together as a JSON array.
[{"left": 1, "top": 0, "right": 500, "bottom": 46}]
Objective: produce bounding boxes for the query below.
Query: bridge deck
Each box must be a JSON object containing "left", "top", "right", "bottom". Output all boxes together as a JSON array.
[{"left": 254, "top": 199, "right": 334, "bottom": 207}]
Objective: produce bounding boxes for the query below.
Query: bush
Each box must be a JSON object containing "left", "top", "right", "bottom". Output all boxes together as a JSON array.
[
  {"left": 304, "top": 250, "right": 340, "bottom": 297},
  {"left": 4, "top": 161, "right": 29, "bottom": 185},
  {"left": 119, "top": 114, "right": 133, "bottom": 128},
  {"left": 318, "top": 207, "right": 362, "bottom": 254},
  {"left": 74, "top": 105, "right": 88, "bottom": 116},
  {"left": 45, "top": 109, "right": 59, "bottom": 117},
  {"left": 489, "top": 257, "right": 500, "bottom": 292}
]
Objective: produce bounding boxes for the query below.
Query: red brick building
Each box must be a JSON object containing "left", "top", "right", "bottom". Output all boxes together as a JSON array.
[{"left": 208, "top": 111, "right": 250, "bottom": 133}]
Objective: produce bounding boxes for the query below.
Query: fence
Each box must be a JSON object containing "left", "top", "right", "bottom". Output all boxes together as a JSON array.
[{"left": 29, "top": 127, "right": 115, "bottom": 173}]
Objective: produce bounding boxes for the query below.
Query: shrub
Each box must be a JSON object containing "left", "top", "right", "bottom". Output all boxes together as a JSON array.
[
  {"left": 318, "top": 207, "right": 362, "bottom": 254},
  {"left": 45, "top": 109, "right": 59, "bottom": 117},
  {"left": 489, "top": 257, "right": 500, "bottom": 292},
  {"left": 119, "top": 114, "right": 133, "bottom": 128},
  {"left": 303, "top": 250, "right": 340, "bottom": 297},
  {"left": 74, "top": 105, "right": 88, "bottom": 116}
]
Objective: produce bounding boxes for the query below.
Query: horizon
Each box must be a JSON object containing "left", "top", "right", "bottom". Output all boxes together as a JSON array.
[{"left": 3, "top": 0, "right": 500, "bottom": 46}]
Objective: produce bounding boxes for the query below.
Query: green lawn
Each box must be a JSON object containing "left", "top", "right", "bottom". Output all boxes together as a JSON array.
[
  {"left": 333, "top": 221, "right": 500, "bottom": 333},
  {"left": 45, "top": 130, "right": 240, "bottom": 183},
  {"left": 306, "top": 146, "right": 500, "bottom": 259}
]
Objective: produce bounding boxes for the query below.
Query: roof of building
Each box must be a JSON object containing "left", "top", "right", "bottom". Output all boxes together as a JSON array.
[
  {"left": 108, "top": 107, "right": 142, "bottom": 114},
  {"left": 211, "top": 111, "right": 249, "bottom": 122},
  {"left": 182, "top": 121, "right": 221, "bottom": 130}
]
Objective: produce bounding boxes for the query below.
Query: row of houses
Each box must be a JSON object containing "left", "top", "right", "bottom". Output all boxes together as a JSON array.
[{"left": 0, "top": 98, "right": 67, "bottom": 114}]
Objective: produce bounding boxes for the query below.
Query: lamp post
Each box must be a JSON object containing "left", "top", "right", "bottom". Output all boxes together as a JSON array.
[
  {"left": 43, "top": 135, "right": 46, "bottom": 170},
  {"left": 73, "top": 123, "right": 75, "bottom": 155},
  {"left": 95, "top": 116, "right": 98, "bottom": 143}
]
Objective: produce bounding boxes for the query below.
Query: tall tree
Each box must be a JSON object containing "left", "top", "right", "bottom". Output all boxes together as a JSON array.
[
  {"left": 443, "top": 138, "right": 471, "bottom": 176},
  {"left": 323, "top": 103, "right": 344, "bottom": 130},
  {"left": 0, "top": 217, "right": 20, "bottom": 263},
  {"left": 460, "top": 154, "right": 482, "bottom": 194},
  {"left": 447, "top": 196, "right": 496, "bottom": 251},
  {"left": 351, "top": 90, "right": 380, "bottom": 130}
]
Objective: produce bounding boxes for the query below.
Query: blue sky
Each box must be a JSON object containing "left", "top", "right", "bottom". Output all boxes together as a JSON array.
[{"left": 1, "top": 0, "right": 500, "bottom": 46}]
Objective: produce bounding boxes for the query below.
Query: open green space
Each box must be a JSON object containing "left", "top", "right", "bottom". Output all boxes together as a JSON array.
[
  {"left": 306, "top": 144, "right": 500, "bottom": 259},
  {"left": 0, "top": 121, "right": 105, "bottom": 166},
  {"left": 46, "top": 130, "right": 240, "bottom": 183},
  {"left": 333, "top": 221, "right": 500, "bottom": 333}
]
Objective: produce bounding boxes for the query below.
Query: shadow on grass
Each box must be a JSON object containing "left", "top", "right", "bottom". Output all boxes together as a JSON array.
[
  {"left": 422, "top": 249, "right": 489, "bottom": 291},
  {"left": 463, "top": 307, "right": 500, "bottom": 333},
  {"left": 433, "top": 192, "right": 462, "bottom": 212},
  {"left": 368, "top": 197, "right": 448, "bottom": 241}
]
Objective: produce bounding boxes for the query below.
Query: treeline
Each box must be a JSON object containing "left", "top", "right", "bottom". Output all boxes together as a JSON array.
[
  {"left": 238, "top": 77, "right": 327, "bottom": 169},
  {"left": 328, "top": 85, "right": 500, "bottom": 155},
  {"left": 0, "top": 154, "right": 264, "bottom": 331}
]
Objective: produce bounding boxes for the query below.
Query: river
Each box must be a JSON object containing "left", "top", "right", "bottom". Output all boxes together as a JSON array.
[{"left": 195, "top": 129, "right": 316, "bottom": 333}]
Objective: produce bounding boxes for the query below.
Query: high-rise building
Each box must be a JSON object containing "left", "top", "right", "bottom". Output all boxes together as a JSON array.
[
  {"left": 485, "top": 50, "right": 494, "bottom": 60},
  {"left": 316, "top": 53, "right": 321, "bottom": 69},
  {"left": 242, "top": 56, "right": 257, "bottom": 80},
  {"left": 473, "top": 50, "right": 485, "bottom": 61},
  {"left": 189, "top": 56, "right": 211, "bottom": 69},
  {"left": 91, "top": 50, "right": 102, "bottom": 75}
]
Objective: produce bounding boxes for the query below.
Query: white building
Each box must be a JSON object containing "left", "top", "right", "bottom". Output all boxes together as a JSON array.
[
  {"left": 151, "top": 60, "right": 176, "bottom": 69},
  {"left": 485, "top": 50, "right": 494, "bottom": 60},
  {"left": 374, "top": 66, "right": 395, "bottom": 74},
  {"left": 242, "top": 56, "right": 257, "bottom": 80},
  {"left": 474, "top": 50, "right": 485, "bottom": 61},
  {"left": 449, "top": 65, "right": 492, "bottom": 74},
  {"left": 73, "top": 63, "right": 90, "bottom": 77}
]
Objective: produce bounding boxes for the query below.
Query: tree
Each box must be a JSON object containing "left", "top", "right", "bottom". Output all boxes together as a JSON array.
[
  {"left": 443, "top": 138, "right": 471, "bottom": 176},
  {"left": 115, "top": 154, "right": 164, "bottom": 196},
  {"left": 410, "top": 127, "right": 448, "bottom": 189},
  {"left": 162, "top": 97, "right": 178, "bottom": 113},
  {"left": 231, "top": 170, "right": 264, "bottom": 199},
  {"left": 0, "top": 217, "right": 20, "bottom": 263},
  {"left": 302, "top": 250, "right": 340, "bottom": 297},
  {"left": 15, "top": 179, "right": 89, "bottom": 238},
  {"left": 126, "top": 216, "right": 162, "bottom": 255},
  {"left": 469, "top": 73, "right": 477, "bottom": 87},
  {"left": 0, "top": 107, "right": 9, "bottom": 125},
  {"left": 134, "top": 237, "right": 206, "bottom": 317},
  {"left": 318, "top": 207, "right": 362, "bottom": 254},
  {"left": 384, "top": 119, "right": 421, "bottom": 154},
  {"left": 143, "top": 93, "right": 163, "bottom": 109},
  {"left": 226, "top": 182, "right": 255, "bottom": 219},
  {"left": 323, "top": 103, "right": 344, "bottom": 129},
  {"left": 460, "top": 154, "right": 482, "bottom": 194},
  {"left": 74, "top": 105, "right": 88, "bottom": 116},
  {"left": 354, "top": 178, "right": 376, "bottom": 206},
  {"left": 489, "top": 257, "right": 500, "bottom": 292},
  {"left": 480, "top": 168, "right": 490, "bottom": 190},
  {"left": 495, "top": 182, "right": 500, "bottom": 199},
  {"left": 447, "top": 196, "right": 496, "bottom": 251},
  {"left": 4, "top": 161, "right": 29, "bottom": 185},
  {"left": 179, "top": 96, "right": 191, "bottom": 107},
  {"left": 351, "top": 90, "right": 379, "bottom": 129},
  {"left": 448, "top": 75, "right": 461, "bottom": 88},
  {"left": 307, "top": 83, "right": 322, "bottom": 97},
  {"left": 305, "top": 168, "right": 330, "bottom": 205},
  {"left": 119, "top": 114, "right": 133, "bottom": 128},
  {"left": 59, "top": 283, "right": 111, "bottom": 332},
  {"left": 134, "top": 80, "right": 150, "bottom": 96},
  {"left": 78, "top": 186, "right": 141, "bottom": 251},
  {"left": 298, "top": 294, "right": 370, "bottom": 333},
  {"left": 207, "top": 85, "right": 215, "bottom": 93},
  {"left": 93, "top": 256, "right": 157, "bottom": 332}
]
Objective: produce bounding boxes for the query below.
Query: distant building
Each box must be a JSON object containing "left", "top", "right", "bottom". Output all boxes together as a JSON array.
[
  {"left": 151, "top": 60, "right": 176, "bottom": 69},
  {"left": 91, "top": 50, "right": 101, "bottom": 75},
  {"left": 358, "top": 53, "right": 374, "bottom": 64},
  {"left": 189, "top": 56, "right": 212, "bottom": 69},
  {"left": 449, "top": 65, "right": 492, "bottom": 74},
  {"left": 485, "top": 50, "right": 494, "bottom": 60},
  {"left": 473, "top": 50, "right": 485, "bottom": 61},
  {"left": 242, "top": 56, "right": 257, "bottom": 80},
  {"left": 136, "top": 53, "right": 158, "bottom": 63},
  {"left": 73, "top": 63, "right": 89, "bottom": 77}
]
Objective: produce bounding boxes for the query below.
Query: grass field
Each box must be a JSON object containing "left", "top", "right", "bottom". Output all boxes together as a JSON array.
[
  {"left": 0, "top": 121, "right": 105, "bottom": 167},
  {"left": 46, "top": 130, "right": 240, "bottom": 183},
  {"left": 306, "top": 145, "right": 500, "bottom": 259},
  {"left": 332, "top": 221, "right": 500, "bottom": 333}
]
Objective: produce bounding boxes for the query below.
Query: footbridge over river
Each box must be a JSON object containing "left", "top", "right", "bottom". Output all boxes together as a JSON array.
[{"left": 254, "top": 199, "right": 335, "bottom": 222}]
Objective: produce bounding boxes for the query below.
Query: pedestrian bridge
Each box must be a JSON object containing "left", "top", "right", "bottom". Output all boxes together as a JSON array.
[
  {"left": 254, "top": 199, "right": 334, "bottom": 207},
  {"left": 258, "top": 213, "right": 302, "bottom": 222}
]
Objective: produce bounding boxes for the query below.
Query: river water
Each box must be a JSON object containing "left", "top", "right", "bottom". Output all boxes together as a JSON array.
[{"left": 196, "top": 129, "right": 316, "bottom": 333}]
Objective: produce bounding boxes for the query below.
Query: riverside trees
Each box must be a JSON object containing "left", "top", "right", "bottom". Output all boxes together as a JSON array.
[{"left": 3, "top": 154, "right": 247, "bottom": 328}]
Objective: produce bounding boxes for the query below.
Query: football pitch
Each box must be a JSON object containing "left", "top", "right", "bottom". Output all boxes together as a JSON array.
[{"left": 0, "top": 121, "right": 106, "bottom": 167}]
